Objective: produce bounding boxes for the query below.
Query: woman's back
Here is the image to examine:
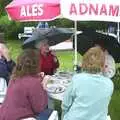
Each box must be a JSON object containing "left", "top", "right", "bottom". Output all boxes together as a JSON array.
[
  {"left": 0, "top": 75, "right": 48, "bottom": 120},
  {"left": 63, "top": 73, "right": 113, "bottom": 120},
  {"left": 63, "top": 46, "right": 114, "bottom": 120}
]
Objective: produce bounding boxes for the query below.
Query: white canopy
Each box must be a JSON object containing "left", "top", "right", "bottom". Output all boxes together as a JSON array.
[
  {"left": 61, "top": 0, "right": 120, "bottom": 22},
  {"left": 61, "top": 0, "right": 120, "bottom": 66}
]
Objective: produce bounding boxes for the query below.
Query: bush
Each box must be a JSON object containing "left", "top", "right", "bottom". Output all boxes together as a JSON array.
[
  {"left": 0, "top": 15, "right": 40, "bottom": 40},
  {"left": 0, "top": 15, "right": 34, "bottom": 39},
  {"left": 112, "top": 67, "right": 120, "bottom": 90},
  {"left": 0, "top": 15, "right": 21, "bottom": 39},
  {"left": 0, "top": 15, "right": 11, "bottom": 33}
]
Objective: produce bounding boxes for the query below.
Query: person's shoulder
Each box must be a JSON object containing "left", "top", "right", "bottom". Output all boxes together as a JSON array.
[
  {"left": 20, "top": 75, "right": 42, "bottom": 88},
  {"left": 105, "top": 77, "right": 114, "bottom": 92},
  {"left": 72, "top": 73, "right": 87, "bottom": 81},
  {"left": 20, "top": 75, "right": 40, "bottom": 83},
  {"left": 73, "top": 72, "right": 90, "bottom": 77},
  {"left": 32, "top": 75, "right": 43, "bottom": 84},
  {"left": 28, "top": 75, "right": 41, "bottom": 81},
  {"left": 99, "top": 75, "right": 114, "bottom": 89},
  {"left": 103, "top": 75, "right": 113, "bottom": 83}
]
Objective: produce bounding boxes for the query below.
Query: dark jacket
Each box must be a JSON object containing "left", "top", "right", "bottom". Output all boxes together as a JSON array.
[{"left": 0, "top": 58, "right": 15, "bottom": 85}]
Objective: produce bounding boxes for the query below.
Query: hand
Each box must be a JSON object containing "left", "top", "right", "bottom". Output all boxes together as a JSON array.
[
  {"left": 50, "top": 50, "right": 56, "bottom": 56},
  {"left": 41, "top": 75, "right": 51, "bottom": 90},
  {"left": 38, "top": 72, "right": 45, "bottom": 78},
  {"left": 50, "top": 50, "right": 58, "bottom": 63}
]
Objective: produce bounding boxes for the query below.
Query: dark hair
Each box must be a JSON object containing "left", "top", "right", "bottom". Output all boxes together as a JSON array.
[{"left": 11, "top": 49, "right": 40, "bottom": 80}]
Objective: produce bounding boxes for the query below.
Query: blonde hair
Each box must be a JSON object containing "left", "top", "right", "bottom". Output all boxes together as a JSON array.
[{"left": 81, "top": 46, "right": 105, "bottom": 73}]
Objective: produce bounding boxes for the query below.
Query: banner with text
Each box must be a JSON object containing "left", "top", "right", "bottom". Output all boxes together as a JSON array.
[
  {"left": 6, "top": 0, "right": 60, "bottom": 22},
  {"left": 61, "top": 0, "right": 120, "bottom": 22}
]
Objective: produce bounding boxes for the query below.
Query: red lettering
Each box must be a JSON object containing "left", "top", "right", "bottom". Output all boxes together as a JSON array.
[
  {"left": 109, "top": 5, "right": 119, "bottom": 16},
  {"left": 100, "top": 4, "right": 107, "bottom": 15},
  {"left": 89, "top": 4, "right": 98, "bottom": 15},
  {"left": 68, "top": 2, "right": 120, "bottom": 19},
  {"left": 69, "top": 3, "right": 77, "bottom": 15},
  {"left": 79, "top": 3, "right": 88, "bottom": 15}
]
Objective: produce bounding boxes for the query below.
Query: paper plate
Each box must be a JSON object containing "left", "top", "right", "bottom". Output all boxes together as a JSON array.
[
  {"left": 46, "top": 84, "right": 65, "bottom": 93},
  {"left": 60, "top": 79, "right": 71, "bottom": 86}
]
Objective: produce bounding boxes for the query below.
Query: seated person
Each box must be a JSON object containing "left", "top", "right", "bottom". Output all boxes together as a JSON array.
[
  {"left": 95, "top": 44, "right": 116, "bottom": 78},
  {"left": 36, "top": 40, "right": 59, "bottom": 75},
  {"left": 0, "top": 77, "right": 7, "bottom": 104},
  {"left": 104, "top": 50, "right": 116, "bottom": 78},
  {"left": 0, "top": 43, "right": 15, "bottom": 85},
  {"left": 0, "top": 49, "right": 50, "bottom": 120},
  {"left": 62, "top": 46, "right": 114, "bottom": 120}
]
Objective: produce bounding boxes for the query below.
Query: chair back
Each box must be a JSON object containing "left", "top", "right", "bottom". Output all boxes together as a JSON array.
[
  {"left": 0, "top": 77, "right": 7, "bottom": 103},
  {"left": 48, "top": 110, "right": 58, "bottom": 120}
]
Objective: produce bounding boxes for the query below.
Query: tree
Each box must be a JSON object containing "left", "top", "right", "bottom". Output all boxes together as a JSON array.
[{"left": 0, "top": 0, "right": 12, "bottom": 16}]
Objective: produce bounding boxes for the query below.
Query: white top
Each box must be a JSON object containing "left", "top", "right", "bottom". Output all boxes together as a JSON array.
[
  {"left": 0, "top": 78, "right": 7, "bottom": 103},
  {"left": 104, "top": 52, "right": 116, "bottom": 78}
]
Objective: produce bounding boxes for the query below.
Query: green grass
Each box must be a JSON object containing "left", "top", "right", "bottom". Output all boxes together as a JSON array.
[
  {"left": 57, "top": 50, "right": 82, "bottom": 71},
  {"left": 6, "top": 39, "right": 120, "bottom": 120},
  {"left": 109, "top": 90, "right": 120, "bottom": 120},
  {"left": 6, "top": 39, "right": 22, "bottom": 61}
]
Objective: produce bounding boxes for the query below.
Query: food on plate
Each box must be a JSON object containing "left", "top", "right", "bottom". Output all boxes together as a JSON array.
[{"left": 46, "top": 84, "right": 65, "bottom": 93}]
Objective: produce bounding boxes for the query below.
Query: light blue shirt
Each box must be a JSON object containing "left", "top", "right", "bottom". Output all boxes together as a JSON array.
[{"left": 62, "top": 73, "right": 113, "bottom": 120}]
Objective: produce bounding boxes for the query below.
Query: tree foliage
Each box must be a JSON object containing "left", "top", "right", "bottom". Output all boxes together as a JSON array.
[
  {"left": 0, "top": 0, "right": 12, "bottom": 16},
  {"left": 0, "top": 0, "right": 113, "bottom": 39}
]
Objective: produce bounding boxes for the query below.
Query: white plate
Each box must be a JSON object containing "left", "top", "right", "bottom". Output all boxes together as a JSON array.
[
  {"left": 46, "top": 84, "right": 65, "bottom": 93},
  {"left": 60, "top": 79, "right": 71, "bottom": 86}
]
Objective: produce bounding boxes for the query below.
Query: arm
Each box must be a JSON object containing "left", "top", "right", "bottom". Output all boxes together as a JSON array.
[
  {"left": 62, "top": 80, "right": 74, "bottom": 116},
  {"left": 28, "top": 78, "right": 48, "bottom": 114}
]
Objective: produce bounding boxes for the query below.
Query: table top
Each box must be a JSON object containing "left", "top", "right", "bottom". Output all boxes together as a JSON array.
[
  {"left": 46, "top": 72, "right": 111, "bottom": 120},
  {"left": 46, "top": 71, "right": 73, "bottom": 101}
]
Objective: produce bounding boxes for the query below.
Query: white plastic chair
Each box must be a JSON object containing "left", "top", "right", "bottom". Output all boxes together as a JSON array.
[
  {"left": 48, "top": 110, "right": 58, "bottom": 120},
  {"left": 107, "top": 115, "right": 111, "bottom": 120},
  {"left": 21, "top": 110, "right": 58, "bottom": 120},
  {"left": 0, "top": 77, "right": 7, "bottom": 103}
]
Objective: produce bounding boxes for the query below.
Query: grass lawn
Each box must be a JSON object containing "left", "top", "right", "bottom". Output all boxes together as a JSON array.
[
  {"left": 7, "top": 39, "right": 120, "bottom": 120},
  {"left": 6, "top": 39, "right": 23, "bottom": 61}
]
